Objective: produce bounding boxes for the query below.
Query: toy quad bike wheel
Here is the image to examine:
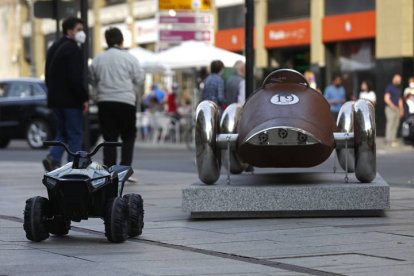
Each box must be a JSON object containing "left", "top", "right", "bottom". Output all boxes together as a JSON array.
[
  {"left": 104, "top": 197, "right": 128, "bottom": 243},
  {"left": 23, "top": 196, "right": 50, "bottom": 242},
  {"left": 123, "top": 193, "right": 144, "bottom": 237}
]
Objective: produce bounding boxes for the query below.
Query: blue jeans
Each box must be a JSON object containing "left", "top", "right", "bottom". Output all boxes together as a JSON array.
[{"left": 49, "top": 108, "right": 84, "bottom": 163}]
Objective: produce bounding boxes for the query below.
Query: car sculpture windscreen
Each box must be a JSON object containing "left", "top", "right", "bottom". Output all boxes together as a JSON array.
[{"left": 195, "top": 69, "right": 376, "bottom": 185}]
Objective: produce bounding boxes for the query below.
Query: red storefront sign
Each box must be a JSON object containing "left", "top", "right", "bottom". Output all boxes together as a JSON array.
[
  {"left": 322, "top": 11, "right": 376, "bottom": 42},
  {"left": 264, "top": 20, "right": 311, "bottom": 48},
  {"left": 215, "top": 28, "right": 245, "bottom": 51}
]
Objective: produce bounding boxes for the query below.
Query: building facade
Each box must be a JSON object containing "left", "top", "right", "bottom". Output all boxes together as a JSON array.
[{"left": 3, "top": 0, "right": 414, "bottom": 134}]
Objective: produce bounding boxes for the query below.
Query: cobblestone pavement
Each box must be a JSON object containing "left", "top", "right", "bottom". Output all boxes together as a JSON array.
[{"left": 0, "top": 139, "right": 413, "bottom": 275}]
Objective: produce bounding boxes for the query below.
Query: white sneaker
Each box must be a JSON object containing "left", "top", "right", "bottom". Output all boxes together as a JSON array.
[{"left": 126, "top": 177, "right": 138, "bottom": 184}]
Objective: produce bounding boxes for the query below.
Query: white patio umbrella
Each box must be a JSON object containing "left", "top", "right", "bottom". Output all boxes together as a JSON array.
[
  {"left": 128, "top": 47, "right": 169, "bottom": 73},
  {"left": 155, "top": 41, "right": 245, "bottom": 69}
]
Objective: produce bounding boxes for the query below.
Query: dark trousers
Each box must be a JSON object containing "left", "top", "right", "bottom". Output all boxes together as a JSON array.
[
  {"left": 50, "top": 108, "right": 83, "bottom": 163},
  {"left": 98, "top": 102, "right": 136, "bottom": 167}
]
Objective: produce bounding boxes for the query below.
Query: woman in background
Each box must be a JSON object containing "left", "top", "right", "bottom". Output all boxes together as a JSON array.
[{"left": 358, "top": 80, "right": 376, "bottom": 104}]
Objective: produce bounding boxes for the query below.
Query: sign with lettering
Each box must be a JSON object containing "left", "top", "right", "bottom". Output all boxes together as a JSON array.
[{"left": 158, "top": 0, "right": 211, "bottom": 11}]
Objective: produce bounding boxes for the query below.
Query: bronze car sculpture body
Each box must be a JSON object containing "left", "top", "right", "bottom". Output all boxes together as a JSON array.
[{"left": 195, "top": 69, "right": 376, "bottom": 185}]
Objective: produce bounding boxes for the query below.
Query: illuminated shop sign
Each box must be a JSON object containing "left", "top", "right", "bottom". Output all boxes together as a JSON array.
[
  {"left": 322, "top": 11, "right": 376, "bottom": 42},
  {"left": 264, "top": 20, "right": 311, "bottom": 48}
]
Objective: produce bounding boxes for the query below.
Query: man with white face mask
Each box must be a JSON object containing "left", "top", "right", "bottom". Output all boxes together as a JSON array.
[{"left": 42, "top": 17, "right": 89, "bottom": 172}]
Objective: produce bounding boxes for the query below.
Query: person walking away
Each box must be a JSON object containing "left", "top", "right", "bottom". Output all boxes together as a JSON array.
[
  {"left": 151, "top": 83, "right": 166, "bottom": 110},
  {"left": 403, "top": 76, "right": 414, "bottom": 114},
  {"left": 324, "top": 74, "right": 346, "bottom": 121},
  {"left": 166, "top": 82, "right": 179, "bottom": 118},
  {"left": 89, "top": 27, "right": 144, "bottom": 167},
  {"left": 42, "top": 17, "right": 89, "bottom": 172},
  {"left": 384, "top": 74, "right": 404, "bottom": 147},
  {"left": 304, "top": 70, "right": 320, "bottom": 92},
  {"left": 226, "top": 60, "right": 246, "bottom": 105},
  {"left": 201, "top": 60, "right": 226, "bottom": 108},
  {"left": 358, "top": 80, "right": 376, "bottom": 104}
]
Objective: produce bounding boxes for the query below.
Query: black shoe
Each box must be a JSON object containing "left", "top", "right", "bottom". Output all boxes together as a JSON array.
[
  {"left": 42, "top": 156, "right": 60, "bottom": 172},
  {"left": 244, "top": 164, "right": 254, "bottom": 173}
]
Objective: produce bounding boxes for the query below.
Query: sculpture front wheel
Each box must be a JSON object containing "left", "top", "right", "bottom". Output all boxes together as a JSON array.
[{"left": 195, "top": 101, "right": 221, "bottom": 184}]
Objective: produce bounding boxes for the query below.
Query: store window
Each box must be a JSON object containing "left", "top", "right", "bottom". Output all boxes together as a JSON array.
[
  {"left": 325, "top": 0, "right": 375, "bottom": 16},
  {"left": 104, "top": 0, "right": 125, "bottom": 6},
  {"left": 218, "top": 5, "right": 244, "bottom": 30},
  {"left": 267, "top": 0, "right": 310, "bottom": 22},
  {"left": 326, "top": 39, "right": 376, "bottom": 99},
  {"left": 268, "top": 47, "right": 310, "bottom": 73},
  {"left": 334, "top": 40, "right": 375, "bottom": 72}
]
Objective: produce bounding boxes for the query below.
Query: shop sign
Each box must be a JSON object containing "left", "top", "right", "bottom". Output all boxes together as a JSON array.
[
  {"left": 159, "top": 30, "right": 211, "bottom": 42},
  {"left": 101, "top": 19, "right": 158, "bottom": 48},
  {"left": 264, "top": 20, "right": 311, "bottom": 48},
  {"left": 215, "top": 28, "right": 245, "bottom": 51},
  {"left": 322, "top": 11, "right": 375, "bottom": 42},
  {"left": 158, "top": 9, "right": 213, "bottom": 48},
  {"left": 159, "top": 12, "right": 211, "bottom": 25},
  {"left": 136, "top": 18, "right": 158, "bottom": 44},
  {"left": 158, "top": 0, "right": 211, "bottom": 11}
]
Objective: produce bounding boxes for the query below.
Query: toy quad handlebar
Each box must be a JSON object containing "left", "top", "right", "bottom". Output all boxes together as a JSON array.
[{"left": 43, "top": 141, "right": 122, "bottom": 158}]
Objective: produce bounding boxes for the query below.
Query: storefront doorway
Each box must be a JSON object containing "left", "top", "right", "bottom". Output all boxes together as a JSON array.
[
  {"left": 325, "top": 39, "right": 375, "bottom": 100},
  {"left": 268, "top": 47, "right": 310, "bottom": 74}
]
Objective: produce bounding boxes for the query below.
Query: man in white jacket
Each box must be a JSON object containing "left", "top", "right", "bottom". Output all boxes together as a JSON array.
[{"left": 89, "top": 27, "right": 144, "bottom": 167}]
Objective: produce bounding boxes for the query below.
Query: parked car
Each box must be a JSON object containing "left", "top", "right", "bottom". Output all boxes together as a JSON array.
[{"left": 0, "top": 77, "right": 100, "bottom": 149}]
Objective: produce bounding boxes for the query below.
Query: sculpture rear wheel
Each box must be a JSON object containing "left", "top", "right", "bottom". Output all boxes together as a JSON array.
[
  {"left": 353, "top": 99, "right": 376, "bottom": 183},
  {"left": 220, "top": 103, "right": 246, "bottom": 174},
  {"left": 23, "top": 196, "right": 50, "bottom": 242}
]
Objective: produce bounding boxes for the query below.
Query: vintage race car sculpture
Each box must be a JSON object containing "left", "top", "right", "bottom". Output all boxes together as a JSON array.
[{"left": 195, "top": 69, "right": 376, "bottom": 185}]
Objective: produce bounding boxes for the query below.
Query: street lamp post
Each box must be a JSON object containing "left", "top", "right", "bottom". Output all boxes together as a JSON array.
[
  {"left": 80, "top": 0, "right": 90, "bottom": 150},
  {"left": 245, "top": 0, "right": 255, "bottom": 98},
  {"left": 28, "top": 0, "right": 36, "bottom": 77}
]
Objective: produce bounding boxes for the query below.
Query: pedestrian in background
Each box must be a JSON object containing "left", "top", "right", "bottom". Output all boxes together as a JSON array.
[
  {"left": 324, "top": 74, "right": 346, "bottom": 121},
  {"left": 225, "top": 60, "right": 246, "bottom": 105},
  {"left": 358, "top": 80, "right": 376, "bottom": 104},
  {"left": 151, "top": 83, "right": 166, "bottom": 109},
  {"left": 384, "top": 74, "right": 404, "bottom": 147},
  {"left": 304, "top": 70, "right": 319, "bottom": 92},
  {"left": 42, "top": 17, "right": 89, "bottom": 172},
  {"left": 403, "top": 76, "right": 414, "bottom": 115},
  {"left": 201, "top": 60, "right": 226, "bottom": 108},
  {"left": 166, "top": 82, "right": 180, "bottom": 119},
  {"left": 89, "top": 27, "right": 144, "bottom": 167}
]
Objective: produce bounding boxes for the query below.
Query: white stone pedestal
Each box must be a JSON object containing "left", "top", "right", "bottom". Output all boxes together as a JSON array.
[{"left": 182, "top": 172, "right": 390, "bottom": 218}]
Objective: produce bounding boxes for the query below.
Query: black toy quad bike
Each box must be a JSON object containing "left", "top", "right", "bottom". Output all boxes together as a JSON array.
[{"left": 23, "top": 141, "right": 144, "bottom": 243}]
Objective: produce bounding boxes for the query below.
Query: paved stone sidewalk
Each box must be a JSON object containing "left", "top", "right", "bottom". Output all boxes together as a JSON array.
[{"left": 1, "top": 157, "right": 414, "bottom": 275}]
